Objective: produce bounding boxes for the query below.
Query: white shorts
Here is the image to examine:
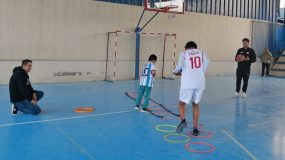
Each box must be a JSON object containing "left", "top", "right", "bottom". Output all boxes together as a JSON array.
[{"left": 179, "top": 89, "right": 204, "bottom": 104}]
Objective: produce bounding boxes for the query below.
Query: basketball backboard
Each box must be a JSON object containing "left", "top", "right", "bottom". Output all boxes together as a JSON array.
[{"left": 144, "top": 0, "right": 184, "bottom": 14}]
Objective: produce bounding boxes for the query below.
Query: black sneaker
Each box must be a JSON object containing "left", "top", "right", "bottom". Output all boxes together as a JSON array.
[
  {"left": 141, "top": 108, "right": 151, "bottom": 113},
  {"left": 193, "top": 128, "right": 200, "bottom": 136},
  {"left": 11, "top": 104, "right": 18, "bottom": 115},
  {"left": 176, "top": 120, "right": 187, "bottom": 133}
]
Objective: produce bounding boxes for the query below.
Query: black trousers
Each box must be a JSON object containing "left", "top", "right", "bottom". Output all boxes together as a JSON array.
[
  {"left": 236, "top": 68, "right": 250, "bottom": 93},
  {"left": 261, "top": 62, "right": 270, "bottom": 76}
]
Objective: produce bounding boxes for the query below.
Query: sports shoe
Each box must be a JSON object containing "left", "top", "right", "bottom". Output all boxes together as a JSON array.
[
  {"left": 134, "top": 106, "right": 140, "bottom": 111},
  {"left": 193, "top": 128, "right": 200, "bottom": 136},
  {"left": 241, "top": 92, "right": 247, "bottom": 98},
  {"left": 141, "top": 108, "right": 151, "bottom": 113},
  {"left": 11, "top": 104, "right": 18, "bottom": 115},
  {"left": 176, "top": 120, "right": 187, "bottom": 133}
]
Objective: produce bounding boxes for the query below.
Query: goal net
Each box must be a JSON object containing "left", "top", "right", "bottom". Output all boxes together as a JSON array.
[{"left": 105, "top": 31, "right": 177, "bottom": 81}]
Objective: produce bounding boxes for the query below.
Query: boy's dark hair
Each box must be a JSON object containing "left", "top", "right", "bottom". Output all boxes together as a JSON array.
[
  {"left": 149, "top": 54, "right": 157, "bottom": 61},
  {"left": 185, "top": 41, "right": 197, "bottom": 49},
  {"left": 22, "top": 59, "right": 32, "bottom": 66},
  {"left": 242, "top": 38, "right": 250, "bottom": 42}
]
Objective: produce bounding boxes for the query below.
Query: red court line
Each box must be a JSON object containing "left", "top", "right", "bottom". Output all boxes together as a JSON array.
[
  {"left": 149, "top": 108, "right": 163, "bottom": 110},
  {"left": 151, "top": 111, "right": 171, "bottom": 115}
]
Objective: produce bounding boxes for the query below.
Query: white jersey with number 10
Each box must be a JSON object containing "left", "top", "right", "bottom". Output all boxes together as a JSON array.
[{"left": 173, "top": 49, "right": 210, "bottom": 90}]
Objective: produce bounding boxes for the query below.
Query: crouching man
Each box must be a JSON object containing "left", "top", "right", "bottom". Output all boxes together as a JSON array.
[{"left": 9, "top": 59, "right": 44, "bottom": 115}]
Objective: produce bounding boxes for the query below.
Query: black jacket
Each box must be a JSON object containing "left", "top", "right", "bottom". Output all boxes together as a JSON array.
[
  {"left": 9, "top": 67, "right": 35, "bottom": 102},
  {"left": 235, "top": 47, "right": 256, "bottom": 69}
]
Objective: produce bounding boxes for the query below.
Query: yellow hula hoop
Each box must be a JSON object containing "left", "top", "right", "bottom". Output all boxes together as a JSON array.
[
  {"left": 155, "top": 125, "right": 177, "bottom": 133},
  {"left": 164, "top": 134, "right": 191, "bottom": 143}
]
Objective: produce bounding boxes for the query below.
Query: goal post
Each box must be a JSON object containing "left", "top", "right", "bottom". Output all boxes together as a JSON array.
[
  {"left": 105, "top": 30, "right": 177, "bottom": 82},
  {"left": 162, "top": 33, "right": 177, "bottom": 79}
]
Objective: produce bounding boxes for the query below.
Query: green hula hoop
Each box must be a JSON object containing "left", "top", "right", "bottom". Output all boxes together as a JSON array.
[
  {"left": 164, "top": 134, "right": 191, "bottom": 143},
  {"left": 155, "top": 125, "right": 176, "bottom": 133}
]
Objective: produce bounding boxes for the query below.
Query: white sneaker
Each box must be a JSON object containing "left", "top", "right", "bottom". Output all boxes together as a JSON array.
[
  {"left": 134, "top": 106, "right": 140, "bottom": 111},
  {"left": 140, "top": 108, "right": 151, "bottom": 113},
  {"left": 241, "top": 92, "right": 247, "bottom": 98},
  {"left": 234, "top": 92, "right": 239, "bottom": 98}
]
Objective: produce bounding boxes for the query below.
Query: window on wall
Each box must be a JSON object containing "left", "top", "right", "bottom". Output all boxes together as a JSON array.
[{"left": 281, "top": 0, "right": 285, "bottom": 8}]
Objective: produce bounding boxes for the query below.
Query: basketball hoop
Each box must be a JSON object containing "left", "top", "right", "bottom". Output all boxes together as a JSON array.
[
  {"left": 144, "top": 0, "right": 185, "bottom": 15},
  {"left": 163, "top": 5, "right": 179, "bottom": 20}
]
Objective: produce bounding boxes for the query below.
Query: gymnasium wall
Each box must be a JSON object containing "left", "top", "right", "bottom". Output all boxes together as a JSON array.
[
  {"left": 252, "top": 21, "right": 284, "bottom": 58},
  {"left": 98, "top": 0, "right": 280, "bottom": 23},
  {"left": 0, "top": 0, "right": 261, "bottom": 84}
]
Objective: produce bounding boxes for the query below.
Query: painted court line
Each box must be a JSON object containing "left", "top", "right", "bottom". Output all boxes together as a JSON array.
[
  {"left": 0, "top": 105, "right": 178, "bottom": 128},
  {"left": 248, "top": 121, "right": 276, "bottom": 128},
  {"left": 204, "top": 94, "right": 285, "bottom": 105},
  {"left": 222, "top": 129, "right": 258, "bottom": 160},
  {"left": 0, "top": 110, "right": 132, "bottom": 128},
  {"left": 245, "top": 94, "right": 285, "bottom": 100},
  {"left": 56, "top": 126, "right": 96, "bottom": 160}
]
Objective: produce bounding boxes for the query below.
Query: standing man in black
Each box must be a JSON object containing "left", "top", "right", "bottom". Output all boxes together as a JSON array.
[{"left": 235, "top": 38, "right": 256, "bottom": 98}]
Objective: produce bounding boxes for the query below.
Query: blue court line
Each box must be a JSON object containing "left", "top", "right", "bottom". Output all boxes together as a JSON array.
[
  {"left": 1, "top": 94, "right": 284, "bottom": 128},
  {"left": 55, "top": 126, "right": 96, "bottom": 160},
  {"left": 222, "top": 129, "right": 258, "bottom": 160}
]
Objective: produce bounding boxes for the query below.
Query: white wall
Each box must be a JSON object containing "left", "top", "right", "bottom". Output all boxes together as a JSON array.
[{"left": 0, "top": 0, "right": 261, "bottom": 84}]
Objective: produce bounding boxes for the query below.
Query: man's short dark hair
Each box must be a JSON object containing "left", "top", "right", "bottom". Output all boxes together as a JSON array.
[
  {"left": 22, "top": 59, "right": 32, "bottom": 66},
  {"left": 149, "top": 54, "right": 157, "bottom": 61},
  {"left": 185, "top": 41, "right": 198, "bottom": 49},
  {"left": 242, "top": 38, "right": 250, "bottom": 42}
]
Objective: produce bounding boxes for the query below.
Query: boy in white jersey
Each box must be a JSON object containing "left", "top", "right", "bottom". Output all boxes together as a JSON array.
[
  {"left": 173, "top": 41, "right": 209, "bottom": 135},
  {"left": 134, "top": 54, "right": 157, "bottom": 112}
]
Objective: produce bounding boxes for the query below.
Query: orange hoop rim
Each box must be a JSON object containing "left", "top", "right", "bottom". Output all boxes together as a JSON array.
[{"left": 73, "top": 107, "right": 95, "bottom": 113}]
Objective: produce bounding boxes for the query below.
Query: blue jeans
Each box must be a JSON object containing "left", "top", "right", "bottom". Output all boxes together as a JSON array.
[{"left": 14, "top": 91, "right": 44, "bottom": 115}]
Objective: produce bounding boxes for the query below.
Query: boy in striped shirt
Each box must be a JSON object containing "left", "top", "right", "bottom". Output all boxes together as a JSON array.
[{"left": 134, "top": 54, "right": 157, "bottom": 112}]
